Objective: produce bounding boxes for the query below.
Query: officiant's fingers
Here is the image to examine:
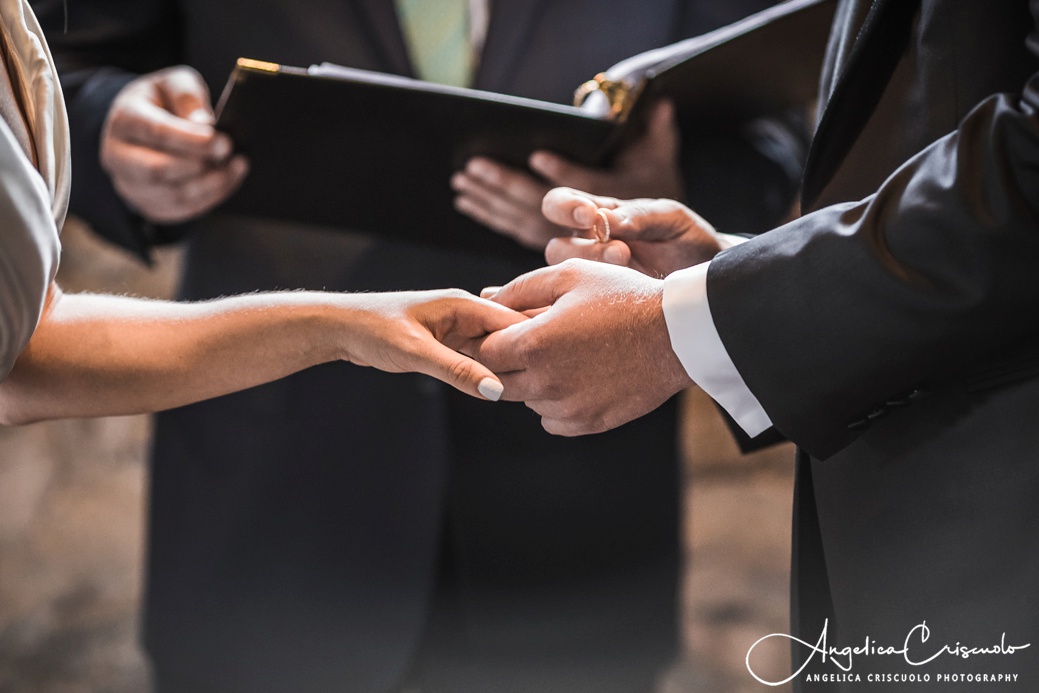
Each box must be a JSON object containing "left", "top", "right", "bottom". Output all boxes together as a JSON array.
[
  {"left": 106, "top": 142, "right": 211, "bottom": 184},
  {"left": 171, "top": 157, "right": 248, "bottom": 208},
  {"left": 452, "top": 181, "right": 526, "bottom": 236},
  {"left": 632, "top": 100, "right": 680, "bottom": 164},
  {"left": 124, "top": 156, "right": 249, "bottom": 223},
  {"left": 540, "top": 187, "right": 621, "bottom": 231},
  {"left": 460, "top": 158, "right": 548, "bottom": 207},
  {"left": 108, "top": 97, "right": 231, "bottom": 161},
  {"left": 452, "top": 163, "right": 560, "bottom": 249},
  {"left": 529, "top": 152, "right": 602, "bottom": 190},
  {"left": 545, "top": 237, "right": 631, "bottom": 267},
  {"left": 155, "top": 66, "right": 215, "bottom": 123},
  {"left": 454, "top": 195, "right": 545, "bottom": 251}
]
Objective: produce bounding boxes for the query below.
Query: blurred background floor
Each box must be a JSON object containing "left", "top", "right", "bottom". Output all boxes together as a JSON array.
[{"left": 0, "top": 220, "right": 795, "bottom": 693}]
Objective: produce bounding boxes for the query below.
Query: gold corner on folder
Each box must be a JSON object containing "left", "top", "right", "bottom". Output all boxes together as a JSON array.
[
  {"left": 237, "top": 58, "right": 281, "bottom": 73},
  {"left": 573, "top": 73, "right": 639, "bottom": 120}
]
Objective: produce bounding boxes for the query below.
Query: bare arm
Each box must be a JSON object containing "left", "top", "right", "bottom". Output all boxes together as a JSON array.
[{"left": 0, "top": 284, "right": 521, "bottom": 425}]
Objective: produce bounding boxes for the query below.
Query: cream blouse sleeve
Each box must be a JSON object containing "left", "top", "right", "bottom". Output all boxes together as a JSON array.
[
  {"left": 0, "top": 113, "right": 60, "bottom": 379},
  {"left": 0, "top": 0, "right": 70, "bottom": 380}
]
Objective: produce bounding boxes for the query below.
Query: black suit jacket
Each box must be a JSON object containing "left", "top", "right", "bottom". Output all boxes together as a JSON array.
[
  {"left": 34, "top": 2, "right": 798, "bottom": 692},
  {"left": 706, "top": 0, "right": 1039, "bottom": 688}
]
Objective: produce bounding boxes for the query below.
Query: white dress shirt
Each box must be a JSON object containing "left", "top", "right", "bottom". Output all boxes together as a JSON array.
[{"left": 661, "top": 234, "right": 774, "bottom": 437}]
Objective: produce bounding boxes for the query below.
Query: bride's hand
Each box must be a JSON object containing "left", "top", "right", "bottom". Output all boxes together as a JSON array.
[{"left": 336, "top": 289, "right": 526, "bottom": 400}]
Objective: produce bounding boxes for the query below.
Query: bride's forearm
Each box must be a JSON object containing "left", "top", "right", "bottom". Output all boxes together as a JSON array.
[{"left": 0, "top": 285, "right": 354, "bottom": 424}]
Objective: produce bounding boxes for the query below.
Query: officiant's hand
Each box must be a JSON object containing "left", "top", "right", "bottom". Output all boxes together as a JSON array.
[
  {"left": 101, "top": 66, "right": 249, "bottom": 224},
  {"left": 451, "top": 100, "right": 684, "bottom": 251},
  {"left": 471, "top": 260, "right": 692, "bottom": 434},
  {"left": 539, "top": 187, "right": 726, "bottom": 278}
]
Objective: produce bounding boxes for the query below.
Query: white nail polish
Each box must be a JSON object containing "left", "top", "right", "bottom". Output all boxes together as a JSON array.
[{"left": 478, "top": 377, "right": 504, "bottom": 402}]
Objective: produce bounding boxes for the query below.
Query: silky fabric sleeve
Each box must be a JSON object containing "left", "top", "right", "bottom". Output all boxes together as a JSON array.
[
  {"left": 0, "top": 112, "right": 60, "bottom": 380},
  {"left": 0, "top": 0, "right": 67, "bottom": 380}
]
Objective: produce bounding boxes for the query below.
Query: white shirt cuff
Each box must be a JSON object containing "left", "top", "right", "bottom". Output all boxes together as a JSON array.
[
  {"left": 662, "top": 260, "right": 773, "bottom": 438},
  {"left": 715, "top": 232, "right": 747, "bottom": 251}
]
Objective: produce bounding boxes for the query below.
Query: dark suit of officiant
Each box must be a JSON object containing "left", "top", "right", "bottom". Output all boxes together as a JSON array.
[
  {"left": 34, "top": 1, "right": 796, "bottom": 691},
  {"left": 703, "top": 1, "right": 1039, "bottom": 689}
]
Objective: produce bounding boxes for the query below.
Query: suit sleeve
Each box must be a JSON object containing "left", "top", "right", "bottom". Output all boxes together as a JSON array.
[
  {"left": 30, "top": 0, "right": 181, "bottom": 261},
  {"left": 704, "top": 3, "right": 1039, "bottom": 460}
]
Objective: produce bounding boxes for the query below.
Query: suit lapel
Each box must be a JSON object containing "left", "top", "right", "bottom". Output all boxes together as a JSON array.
[
  {"left": 801, "top": 0, "right": 921, "bottom": 210},
  {"left": 348, "top": 0, "right": 414, "bottom": 76},
  {"left": 474, "top": 0, "right": 549, "bottom": 92}
]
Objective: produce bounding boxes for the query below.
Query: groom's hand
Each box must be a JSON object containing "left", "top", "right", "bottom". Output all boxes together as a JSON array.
[
  {"left": 472, "top": 260, "right": 692, "bottom": 435},
  {"left": 540, "top": 187, "right": 725, "bottom": 277}
]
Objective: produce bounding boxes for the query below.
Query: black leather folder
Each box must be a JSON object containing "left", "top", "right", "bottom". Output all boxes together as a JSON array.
[{"left": 214, "top": 0, "right": 834, "bottom": 260}]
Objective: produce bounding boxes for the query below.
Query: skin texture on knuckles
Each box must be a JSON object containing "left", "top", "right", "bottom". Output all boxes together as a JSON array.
[{"left": 470, "top": 259, "right": 693, "bottom": 436}]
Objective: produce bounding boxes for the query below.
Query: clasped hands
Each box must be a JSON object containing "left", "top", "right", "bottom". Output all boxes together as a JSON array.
[{"left": 448, "top": 186, "right": 725, "bottom": 435}]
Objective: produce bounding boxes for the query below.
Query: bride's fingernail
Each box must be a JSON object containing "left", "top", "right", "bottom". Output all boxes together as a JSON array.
[
  {"left": 480, "top": 286, "right": 502, "bottom": 299},
  {"left": 478, "top": 377, "right": 504, "bottom": 402}
]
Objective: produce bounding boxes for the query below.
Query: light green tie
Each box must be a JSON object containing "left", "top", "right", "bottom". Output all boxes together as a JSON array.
[{"left": 396, "top": 0, "right": 473, "bottom": 88}]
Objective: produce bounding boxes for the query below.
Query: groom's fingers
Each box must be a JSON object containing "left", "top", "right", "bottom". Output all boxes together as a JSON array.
[
  {"left": 541, "top": 416, "right": 602, "bottom": 437},
  {"left": 415, "top": 340, "right": 505, "bottom": 401},
  {"left": 478, "top": 289, "right": 551, "bottom": 318},
  {"left": 470, "top": 325, "right": 529, "bottom": 378},
  {"left": 448, "top": 296, "right": 528, "bottom": 337},
  {"left": 604, "top": 198, "right": 709, "bottom": 243},
  {"left": 545, "top": 236, "right": 631, "bottom": 266},
  {"left": 483, "top": 263, "right": 577, "bottom": 312},
  {"left": 540, "top": 187, "right": 619, "bottom": 230}
]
